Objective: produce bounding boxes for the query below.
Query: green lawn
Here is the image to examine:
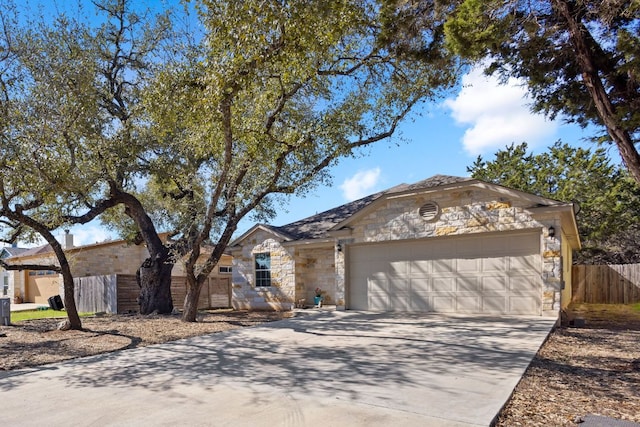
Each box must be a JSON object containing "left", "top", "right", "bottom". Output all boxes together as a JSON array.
[{"left": 11, "top": 309, "right": 93, "bottom": 322}]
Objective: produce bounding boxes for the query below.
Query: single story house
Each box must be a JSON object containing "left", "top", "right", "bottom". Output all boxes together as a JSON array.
[
  {"left": 6, "top": 233, "right": 233, "bottom": 312},
  {"left": 229, "top": 175, "right": 580, "bottom": 316}
]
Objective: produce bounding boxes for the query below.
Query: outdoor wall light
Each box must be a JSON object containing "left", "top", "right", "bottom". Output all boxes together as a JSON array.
[
  {"left": 336, "top": 243, "right": 342, "bottom": 252},
  {"left": 548, "top": 226, "right": 555, "bottom": 238}
]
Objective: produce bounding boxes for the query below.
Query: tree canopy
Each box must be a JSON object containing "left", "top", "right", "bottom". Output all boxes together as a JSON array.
[
  {"left": 134, "top": 0, "right": 458, "bottom": 320},
  {"left": 468, "top": 141, "right": 640, "bottom": 263},
  {"left": 444, "top": 0, "right": 640, "bottom": 184},
  {"left": 1, "top": 0, "right": 459, "bottom": 322}
]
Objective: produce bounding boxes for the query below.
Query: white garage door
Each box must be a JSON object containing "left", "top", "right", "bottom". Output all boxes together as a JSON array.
[{"left": 348, "top": 231, "right": 542, "bottom": 315}]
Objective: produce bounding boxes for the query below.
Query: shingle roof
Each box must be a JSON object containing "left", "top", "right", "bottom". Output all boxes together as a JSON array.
[
  {"left": 0, "top": 246, "right": 31, "bottom": 258},
  {"left": 270, "top": 175, "right": 472, "bottom": 240},
  {"left": 8, "top": 244, "right": 53, "bottom": 258}
]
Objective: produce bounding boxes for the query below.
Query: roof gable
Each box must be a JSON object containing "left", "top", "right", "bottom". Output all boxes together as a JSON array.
[
  {"left": 232, "top": 174, "right": 575, "bottom": 245},
  {"left": 1, "top": 247, "right": 30, "bottom": 259},
  {"left": 331, "top": 178, "right": 567, "bottom": 231}
]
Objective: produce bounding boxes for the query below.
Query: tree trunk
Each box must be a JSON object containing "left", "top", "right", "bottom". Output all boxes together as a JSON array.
[
  {"left": 137, "top": 255, "right": 174, "bottom": 315},
  {"left": 552, "top": 0, "right": 640, "bottom": 185},
  {"left": 61, "top": 264, "right": 82, "bottom": 330},
  {"left": 182, "top": 274, "right": 204, "bottom": 322}
]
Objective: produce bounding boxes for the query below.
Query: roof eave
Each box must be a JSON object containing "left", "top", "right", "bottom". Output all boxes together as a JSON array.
[
  {"left": 329, "top": 179, "right": 565, "bottom": 232},
  {"left": 529, "top": 204, "right": 581, "bottom": 249}
]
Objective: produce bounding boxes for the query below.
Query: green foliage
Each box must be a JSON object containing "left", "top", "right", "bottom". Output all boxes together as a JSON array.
[
  {"left": 2, "top": 0, "right": 459, "bottom": 319},
  {"left": 444, "top": 0, "right": 640, "bottom": 183},
  {"left": 469, "top": 142, "right": 640, "bottom": 263},
  {"left": 141, "top": 0, "right": 458, "bottom": 248}
]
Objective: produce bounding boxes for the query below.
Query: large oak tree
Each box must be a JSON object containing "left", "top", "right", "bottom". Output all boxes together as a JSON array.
[
  {"left": 135, "top": 0, "right": 458, "bottom": 321},
  {"left": 2, "top": 0, "right": 459, "bottom": 321}
]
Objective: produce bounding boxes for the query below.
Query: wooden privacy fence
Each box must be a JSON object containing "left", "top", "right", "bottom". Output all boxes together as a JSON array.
[
  {"left": 74, "top": 274, "right": 231, "bottom": 314},
  {"left": 572, "top": 264, "right": 640, "bottom": 304}
]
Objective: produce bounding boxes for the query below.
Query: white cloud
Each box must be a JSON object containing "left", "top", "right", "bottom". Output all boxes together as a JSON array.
[
  {"left": 340, "top": 168, "right": 382, "bottom": 201},
  {"left": 444, "top": 65, "right": 558, "bottom": 155}
]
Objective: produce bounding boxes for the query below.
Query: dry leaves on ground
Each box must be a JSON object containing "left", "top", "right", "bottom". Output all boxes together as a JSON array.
[
  {"left": 0, "top": 310, "right": 292, "bottom": 371},
  {"left": 495, "top": 304, "right": 640, "bottom": 426}
]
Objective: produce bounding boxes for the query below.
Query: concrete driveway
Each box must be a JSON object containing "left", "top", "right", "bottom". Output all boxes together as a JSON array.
[{"left": 0, "top": 311, "right": 555, "bottom": 426}]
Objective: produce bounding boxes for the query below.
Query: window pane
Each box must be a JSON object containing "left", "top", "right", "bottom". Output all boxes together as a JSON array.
[{"left": 254, "top": 253, "right": 271, "bottom": 287}]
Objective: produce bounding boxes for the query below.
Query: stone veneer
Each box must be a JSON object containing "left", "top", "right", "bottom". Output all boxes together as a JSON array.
[
  {"left": 231, "top": 230, "right": 296, "bottom": 310},
  {"left": 334, "top": 189, "right": 563, "bottom": 315},
  {"left": 10, "top": 242, "right": 151, "bottom": 302},
  {"left": 295, "top": 246, "right": 335, "bottom": 305}
]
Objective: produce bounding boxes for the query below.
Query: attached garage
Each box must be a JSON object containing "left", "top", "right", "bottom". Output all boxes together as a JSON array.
[
  {"left": 231, "top": 175, "right": 580, "bottom": 315},
  {"left": 348, "top": 231, "right": 542, "bottom": 315}
]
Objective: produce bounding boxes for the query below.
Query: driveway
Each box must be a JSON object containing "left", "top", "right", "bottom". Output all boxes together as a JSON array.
[{"left": 0, "top": 311, "right": 555, "bottom": 426}]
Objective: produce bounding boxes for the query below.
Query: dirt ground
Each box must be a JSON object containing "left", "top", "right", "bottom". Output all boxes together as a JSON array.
[
  {"left": 1, "top": 305, "right": 639, "bottom": 426},
  {"left": 0, "top": 310, "right": 292, "bottom": 371},
  {"left": 495, "top": 304, "right": 640, "bottom": 426}
]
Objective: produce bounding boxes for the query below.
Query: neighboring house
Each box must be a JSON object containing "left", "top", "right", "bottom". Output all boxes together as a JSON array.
[
  {"left": 1, "top": 246, "right": 30, "bottom": 298},
  {"left": 229, "top": 175, "right": 581, "bottom": 316},
  {"left": 6, "top": 234, "right": 233, "bottom": 311}
]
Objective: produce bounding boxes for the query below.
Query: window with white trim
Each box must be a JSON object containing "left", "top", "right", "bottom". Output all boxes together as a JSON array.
[
  {"left": 219, "top": 265, "right": 232, "bottom": 274},
  {"left": 254, "top": 253, "right": 272, "bottom": 287}
]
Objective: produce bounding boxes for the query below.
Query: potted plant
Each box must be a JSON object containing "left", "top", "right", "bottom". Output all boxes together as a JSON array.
[
  {"left": 13, "top": 293, "right": 23, "bottom": 304},
  {"left": 313, "top": 287, "right": 323, "bottom": 307}
]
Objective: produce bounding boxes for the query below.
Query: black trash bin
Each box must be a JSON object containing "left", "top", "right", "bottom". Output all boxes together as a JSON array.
[{"left": 48, "top": 295, "right": 64, "bottom": 311}]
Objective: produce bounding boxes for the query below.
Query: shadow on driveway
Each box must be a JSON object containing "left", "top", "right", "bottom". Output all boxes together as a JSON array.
[{"left": 0, "top": 311, "right": 556, "bottom": 426}]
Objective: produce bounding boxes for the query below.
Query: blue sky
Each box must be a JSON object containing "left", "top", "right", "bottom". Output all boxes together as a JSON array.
[
  {"left": 10, "top": 1, "right": 615, "bottom": 247},
  {"left": 246, "top": 66, "right": 608, "bottom": 229},
  {"left": 58, "top": 64, "right": 608, "bottom": 247}
]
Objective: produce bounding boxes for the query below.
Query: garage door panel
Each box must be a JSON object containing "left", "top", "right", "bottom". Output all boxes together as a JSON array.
[
  {"left": 510, "top": 254, "right": 539, "bottom": 270},
  {"left": 482, "top": 276, "right": 507, "bottom": 291},
  {"left": 369, "top": 276, "right": 388, "bottom": 292},
  {"left": 388, "top": 261, "right": 408, "bottom": 277},
  {"left": 410, "top": 294, "right": 432, "bottom": 311},
  {"left": 509, "top": 275, "right": 539, "bottom": 291},
  {"left": 509, "top": 295, "right": 540, "bottom": 313},
  {"left": 482, "top": 295, "right": 507, "bottom": 313},
  {"left": 457, "top": 258, "right": 480, "bottom": 272},
  {"left": 388, "top": 277, "right": 408, "bottom": 293},
  {"left": 368, "top": 292, "right": 388, "bottom": 311},
  {"left": 433, "top": 259, "right": 455, "bottom": 272},
  {"left": 409, "top": 260, "right": 431, "bottom": 276},
  {"left": 432, "top": 296, "right": 455, "bottom": 312},
  {"left": 389, "top": 293, "right": 410, "bottom": 311},
  {"left": 482, "top": 257, "right": 507, "bottom": 272},
  {"left": 457, "top": 277, "right": 479, "bottom": 292},
  {"left": 348, "top": 231, "right": 542, "bottom": 315},
  {"left": 432, "top": 277, "right": 454, "bottom": 292},
  {"left": 457, "top": 295, "right": 480, "bottom": 312}
]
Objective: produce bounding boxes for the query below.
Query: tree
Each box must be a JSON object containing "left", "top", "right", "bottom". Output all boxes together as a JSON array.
[
  {"left": 2, "top": 0, "right": 458, "bottom": 321},
  {"left": 444, "top": 0, "right": 640, "bottom": 184},
  {"left": 133, "top": 0, "right": 458, "bottom": 321},
  {"left": 0, "top": 3, "right": 87, "bottom": 329},
  {"left": 0, "top": 0, "right": 173, "bottom": 320},
  {"left": 468, "top": 141, "right": 640, "bottom": 263}
]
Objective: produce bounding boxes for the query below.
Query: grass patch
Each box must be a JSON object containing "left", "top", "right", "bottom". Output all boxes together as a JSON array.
[{"left": 11, "top": 309, "right": 93, "bottom": 322}]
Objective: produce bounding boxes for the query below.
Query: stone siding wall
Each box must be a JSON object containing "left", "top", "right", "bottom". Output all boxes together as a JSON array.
[
  {"left": 335, "top": 189, "right": 561, "bottom": 314},
  {"left": 67, "top": 243, "right": 149, "bottom": 277},
  {"left": 295, "top": 246, "right": 335, "bottom": 305},
  {"left": 232, "top": 230, "right": 295, "bottom": 310}
]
